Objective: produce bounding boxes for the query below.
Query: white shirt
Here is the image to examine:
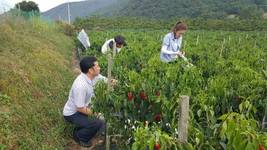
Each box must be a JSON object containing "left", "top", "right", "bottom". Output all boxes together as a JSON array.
[
  {"left": 160, "top": 32, "right": 183, "bottom": 63},
  {"left": 63, "top": 73, "right": 107, "bottom": 116},
  {"left": 101, "top": 39, "right": 122, "bottom": 54}
]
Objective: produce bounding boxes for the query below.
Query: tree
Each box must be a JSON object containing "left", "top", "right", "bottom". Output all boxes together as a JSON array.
[
  {"left": 15, "top": 1, "right": 39, "bottom": 13},
  {"left": 239, "top": 5, "right": 264, "bottom": 19}
]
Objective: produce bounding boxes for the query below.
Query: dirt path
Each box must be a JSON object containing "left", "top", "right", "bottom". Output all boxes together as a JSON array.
[{"left": 71, "top": 48, "right": 81, "bottom": 75}]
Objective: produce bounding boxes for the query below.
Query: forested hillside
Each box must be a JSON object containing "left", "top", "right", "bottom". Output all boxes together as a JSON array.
[{"left": 116, "top": 0, "right": 267, "bottom": 19}]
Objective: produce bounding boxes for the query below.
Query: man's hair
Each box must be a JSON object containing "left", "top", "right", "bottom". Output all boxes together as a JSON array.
[
  {"left": 79, "top": 56, "right": 97, "bottom": 73},
  {"left": 114, "top": 35, "right": 126, "bottom": 46}
]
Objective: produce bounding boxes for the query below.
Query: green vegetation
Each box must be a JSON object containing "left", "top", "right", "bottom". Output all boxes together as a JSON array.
[
  {"left": 74, "top": 17, "right": 267, "bottom": 31},
  {"left": 116, "top": 0, "right": 267, "bottom": 19},
  {"left": 0, "top": 17, "right": 75, "bottom": 149},
  {"left": 15, "top": 1, "right": 40, "bottom": 13},
  {"left": 1, "top": 6, "right": 267, "bottom": 148},
  {"left": 82, "top": 29, "right": 267, "bottom": 149}
]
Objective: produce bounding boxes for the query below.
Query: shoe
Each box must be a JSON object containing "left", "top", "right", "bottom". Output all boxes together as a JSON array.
[
  {"left": 73, "top": 136, "right": 93, "bottom": 147},
  {"left": 73, "top": 128, "right": 80, "bottom": 144},
  {"left": 79, "top": 141, "right": 93, "bottom": 147},
  {"left": 91, "top": 135, "right": 105, "bottom": 145},
  {"left": 73, "top": 129, "right": 92, "bottom": 147}
]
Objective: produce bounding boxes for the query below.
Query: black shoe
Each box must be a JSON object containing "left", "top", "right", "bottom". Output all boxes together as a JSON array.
[
  {"left": 79, "top": 141, "right": 92, "bottom": 147},
  {"left": 73, "top": 129, "right": 93, "bottom": 147},
  {"left": 73, "top": 135, "right": 93, "bottom": 147},
  {"left": 72, "top": 128, "right": 80, "bottom": 144}
]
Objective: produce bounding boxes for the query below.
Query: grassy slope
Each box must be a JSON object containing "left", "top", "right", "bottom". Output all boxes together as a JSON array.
[{"left": 0, "top": 17, "right": 75, "bottom": 149}]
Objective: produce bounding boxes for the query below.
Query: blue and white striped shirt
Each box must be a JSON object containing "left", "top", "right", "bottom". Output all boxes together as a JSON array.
[{"left": 160, "top": 32, "right": 183, "bottom": 63}]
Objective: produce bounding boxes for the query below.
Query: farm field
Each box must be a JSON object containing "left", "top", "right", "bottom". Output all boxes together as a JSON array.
[{"left": 81, "top": 29, "right": 267, "bottom": 150}]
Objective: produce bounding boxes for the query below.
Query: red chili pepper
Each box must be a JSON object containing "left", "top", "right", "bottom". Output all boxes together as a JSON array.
[
  {"left": 154, "top": 143, "right": 160, "bottom": 150},
  {"left": 154, "top": 114, "right": 161, "bottom": 122},
  {"left": 127, "top": 92, "right": 133, "bottom": 101},
  {"left": 259, "top": 144, "right": 266, "bottom": 150},
  {"left": 156, "top": 91, "right": 160, "bottom": 97},
  {"left": 139, "top": 91, "right": 145, "bottom": 100}
]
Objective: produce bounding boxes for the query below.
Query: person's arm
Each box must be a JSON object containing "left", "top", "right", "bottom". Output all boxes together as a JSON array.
[
  {"left": 177, "top": 37, "right": 183, "bottom": 56},
  {"left": 77, "top": 107, "right": 93, "bottom": 115},
  {"left": 161, "top": 34, "right": 181, "bottom": 55},
  {"left": 101, "top": 40, "right": 109, "bottom": 54},
  {"left": 92, "top": 74, "right": 118, "bottom": 86},
  {"left": 116, "top": 48, "right": 122, "bottom": 53},
  {"left": 161, "top": 45, "right": 181, "bottom": 55},
  {"left": 93, "top": 74, "right": 108, "bottom": 84}
]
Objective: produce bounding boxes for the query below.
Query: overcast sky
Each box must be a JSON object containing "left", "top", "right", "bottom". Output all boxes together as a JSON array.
[{"left": 0, "top": 0, "right": 85, "bottom": 13}]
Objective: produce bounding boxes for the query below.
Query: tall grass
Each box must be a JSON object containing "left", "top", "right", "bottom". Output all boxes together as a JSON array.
[{"left": 0, "top": 16, "right": 75, "bottom": 149}]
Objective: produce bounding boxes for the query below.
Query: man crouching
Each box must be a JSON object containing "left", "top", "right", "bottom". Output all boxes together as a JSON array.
[{"left": 63, "top": 56, "right": 110, "bottom": 147}]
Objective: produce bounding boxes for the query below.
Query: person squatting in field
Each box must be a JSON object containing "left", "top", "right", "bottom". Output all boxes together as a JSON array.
[
  {"left": 101, "top": 35, "right": 127, "bottom": 56},
  {"left": 63, "top": 56, "right": 117, "bottom": 147}
]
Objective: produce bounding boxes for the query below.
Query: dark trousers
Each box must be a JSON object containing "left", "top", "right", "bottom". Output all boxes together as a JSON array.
[{"left": 64, "top": 112, "right": 105, "bottom": 143}]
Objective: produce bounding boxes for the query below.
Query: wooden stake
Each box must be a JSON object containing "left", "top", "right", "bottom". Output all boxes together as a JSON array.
[{"left": 178, "top": 95, "right": 189, "bottom": 143}]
